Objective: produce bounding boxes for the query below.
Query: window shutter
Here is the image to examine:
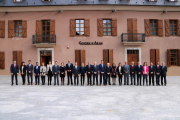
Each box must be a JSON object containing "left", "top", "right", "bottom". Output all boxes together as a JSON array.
[
  {"left": 8, "top": 20, "right": 14, "bottom": 38},
  {"left": 150, "top": 49, "right": 156, "bottom": 66},
  {"left": 0, "top": 51, "right": 5, "bottom": 69},
  {"left": 103, "top": 49, "right": 109, "bottom": 65},
  {"left": 167, "top": 49, "right": 171, "bottom": 67},
  {"left": 50, "top": 19, "right": 55, "bottom": 42},
  {"left": 80, "top": 50, "right": 86, "bottom": 66},
  {"left": 144, "top": 19, "right": 150, "bottom": 36},
  {"left": 165, "top": 19, "right": 170, "bottom": 36},
  {"left": 133, "top": 18, "right": 137, "bottom": 40},
  {"left": 70, "top": 19, "right": 76, "bottom": 37},
  {"left": 111, "top": 19, "right": 117, "bottom": 36},
  {"left": 108, "top": 49, "right": 113, "bottom": 66},
  {"left": 17, "top": 51, "right": 22, "bottom": 68},
  {"left": 157, "top": 19, "right": 163, "bottom": 36},
  {"left": 0, "top": 21, "right": 5, "bottom": 38},
  {"left": 178, "top": 49, "right": 180, "bottom": 66},
  {"left": 156, "top": 49, "right": 160, "bottom": 64},
  {"left": 22, "top": 20, "right": 27, "bottom": 38},
  {"left": 97, "top": 19, "right": 103, "bottom": 36},
  {"left": 75, "top": 50, "right": 80, "bottom": 67},
  {"left": 36, "top": 20, "right": 42, "bottom": 42},
  {"left": 177, "top": 19, "right": 180, "bottom": 36},
  {"left": 84, "top": 19, "right": 90, "bottom": 36}
]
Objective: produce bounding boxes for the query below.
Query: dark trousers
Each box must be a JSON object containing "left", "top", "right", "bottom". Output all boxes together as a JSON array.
[
  {"left": 106, "top": 74, "right": 111, "bottom": 85},
  {"left": 41, "top": 76, "right": 45, "bottom": 85},
  {"left": 81, "top": 74, "right": 85, "bottom": 85},
  {"left": 149, "top": 74, "right": 154, "bottom": 85},
  {"left": 87, "top": 74, "right": 92, "bottom": 85},
  {"left": 118, "top": 75, "right": 122, "bottom": 85},
  {"left": 93, "top": 73, "right": 98, "bottom": 85},
  {"left": 27, "top": 72, "right": 33, "bottom": 84},
  {"left": 35, "top": 75, "right": 40, "bottom": 84},
  {"left": 100, "top": 73, "right": 105, "bottom": 85},
  {"left": 21, "top": 74, "right": 25, "bottom": 84},
  {"left": 74, "top": 75, "right": 79, "bottom": 85},
  {"left": 124, "top": 73, "right": 129, "bottom": 85},
  {"left": 61, "top": 77, "right": 64, "bottom": 85},
  {"left": 137, "top": 74, "right": 142, "bottom": 85},
  {"left": 161, "top": 75, "right": 166, "bottom": 85},
  {"left": 156, "top": 74, "right": 160, "bottom": 85},
  {"left": 11, "top": 73, "right": 18, "bottom": 85},
  {"left": 67, "top": 72, "right": 73, "bottom": 85},
  {"left": 130, "top": 73, "right": 136, "bottom": 85},
  {"left": 48, "top": 75, "right": 52, "bottom": 85},
  {"left": 54, "top": 74, "right": 59, "bottom": 85},
  {"left": 143, "top": 75, "right": 148, "bottom": 85}
]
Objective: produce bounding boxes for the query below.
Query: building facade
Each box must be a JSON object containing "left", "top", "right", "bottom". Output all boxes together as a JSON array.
[{"left": 0, "top": 0, "right": 180, "bottom": 76}]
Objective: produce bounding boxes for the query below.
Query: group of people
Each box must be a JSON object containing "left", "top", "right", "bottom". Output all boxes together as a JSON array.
[{"left": 10, "top": 60, "right": 167, "bottom": 86}]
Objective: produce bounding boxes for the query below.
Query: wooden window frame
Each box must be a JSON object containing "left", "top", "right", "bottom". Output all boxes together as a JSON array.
[
  {"left": 103, "top": 19, "right": 112, "bottom": 36},
  {"left": 76, "top": 19, "right": 85, "bottom": 36},
  {"left": 169, "top": 0, "right": 177, "bottom": 2},
  {"left": 14, "top": 20, "right": 22, "bottom": 37},
  {"left": 169, "top": 20, "right": 177, "bottom": 36},
  {"left": 150, "top": 19, "right": 158, "bottom": 36},
  {"left": 169, "top": 49, "right": 178, "bottom": 66}
]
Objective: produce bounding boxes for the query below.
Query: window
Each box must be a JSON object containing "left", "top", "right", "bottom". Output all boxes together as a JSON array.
[
  {"left": 0, "top": 51, "right": 5, "bottom": 69},
  {"left": 150, "top": 20, "right": 157, "bottom": 35},
  {"left": 42, "top": 20, "right": 50, "bottom": 41},
  {"left": 14, "top": 21, "right": 22, "bottom": 37},
  {"left": 103, "top": 20, "right": 112, "bottom": 36},
  {"left": 169, "top": 20, "right": 177, "bottom": 36},
  {"left": 14, "top": 0, "right": 22, "bottom": 2},
  {"left": 76, "top": 20, "right": 84, "bottom": 36},
  {"left": 169, "top": 0, "right": 177, "bottom": 2},
  {"left": 0, "top": 20, "right": 5, "bottom": 38},
  {"left": 170, "top": 50, "right": 178, "bottom": 65}
]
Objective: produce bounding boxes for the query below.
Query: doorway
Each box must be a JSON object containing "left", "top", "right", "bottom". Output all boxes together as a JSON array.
[
  {"left": 127, "top": 50, "right": 139, "bottom": 65},
  {"left": 127, "top": 18, "right": 137, "bottom": 41},
  {"left": 103, "top": 49, "right": 113, "bottom": 66},
  {"left": 75, "top": 50, "right": 86, "bottom": 67},
  {"left": 40, "top": 50, "right": 52, "bottom": 66}
]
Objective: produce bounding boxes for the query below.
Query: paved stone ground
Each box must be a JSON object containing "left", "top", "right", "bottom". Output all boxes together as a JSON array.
[{"left": 0, "top": 76, "right": 180, "bottom": 120}]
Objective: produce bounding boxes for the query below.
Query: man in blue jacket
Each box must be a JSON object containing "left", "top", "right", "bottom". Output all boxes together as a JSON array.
[
  {"left": 10, "top": 60, "right": 19, "bottom": 85},
  {"left": 92, "top": 61, "right": 99, "bottom": 85},
  {"left": 99, "top": 60, "right": 106, "bottom": 85},
  {"left": 136, "top": 62, "right": 143, "bottom": 86},
  {"left": 34, "top": 62, "right": 40, "bottom": 85},
  {"left": 27, "top": 60, "right": 33, "bottom": 85},
  {"left": 53, "top": 61, "right": 60, "bottom": 85}
]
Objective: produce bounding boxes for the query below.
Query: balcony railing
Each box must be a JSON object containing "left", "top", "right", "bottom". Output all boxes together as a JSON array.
[
  {"left": 121, "top": 33, "right": 145, "bottom": 42},
  {"left": 32, "top": 34, "right": 56, "bottom": 44}
]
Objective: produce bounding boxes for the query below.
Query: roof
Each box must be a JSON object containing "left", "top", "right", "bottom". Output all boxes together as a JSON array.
[{"left": 0, "top": 0, "right": 180, "bottom": 7}]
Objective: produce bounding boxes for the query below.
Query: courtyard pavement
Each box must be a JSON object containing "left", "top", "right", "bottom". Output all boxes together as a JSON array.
[{"left": 0, "top": 76, "right": 180, "bottom": 120}]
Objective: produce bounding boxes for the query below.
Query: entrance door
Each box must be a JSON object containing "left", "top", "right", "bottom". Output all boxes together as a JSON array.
[
  {"left": 13, "top": 51, "right": 22, "bottom": 67},
  {"left": 75, "top": 50, "right": 85, "bottom": 67},
  {"left": 150, "top": 49, "right": 159, "bottom": 66},
  {"left": 103, "top": 49, "right": 113, "bottom": 66},
  {"left": 40, "top": 50, "right": 52, "bottom": 66},
  {"left": 127, "top": 50, "right": 139, "bottom": 65},
  {"left": 127, "top": 18, "right": 137, "bottom": 41}
]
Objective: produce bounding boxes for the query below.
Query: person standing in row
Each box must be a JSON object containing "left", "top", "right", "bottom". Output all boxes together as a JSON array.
[
  {"left": 72, "top": 62, "right": 80, "bottom": 86},
  {"left": 40, "top": 63, "right": 46, "bottom": 85},
  {"left": 161, "top": 62, "right": 167, "bottom": 86},
  {"left": 116, "top": 62, "right": 123, "bottom": 85},
  {"left": 27, "top": 60, "right": 33, "bottom": 85},
  {"left": 66, "top": 60, "right": 73, "bottom": 85},
  {"left": 111, "top": 63, "right": 117, "bottom": 85},
  {"left": 80, "top": 63, "right": 86, "bottom": 86},
  {"left": 86, "top": 61, "right": 92, "bottom": 86},
  {"left": 106, "top": 63, "right": 111, "bottom": 85},
  {"left": 155, "top": 61, "right": 161, "bottom": 86},
  {"left": 123, "top": 61, "right": 129, "bottom": 85},
  {"left": 99, "top": 60, "right": 106, "bottom": 86},
  {"left": 149, "top": 62, "right": 155, "bottom": 86},
  {"left": 92, "top": 61, "right": 98, "bottom": 86},
  {"left": 60, "top": 62, "right": 66, "bottom": 85},
  {"left": 47, "top": 61, "right": 53, "bottom": 85},
  {"left": 20, "top": 62, "right": 26, "bottom": 85},
  {"left": 136, "top": 62, "right": 143, "bottom": 86},
  {"left": 130, "top": 61, "right": 136, "bottom": 85},
  {"left": 142, "top": 62, "right": 149, "bottom": 86},
  {"left": 34, "top": 62, "right": 40, "bottom": 85},
  {"left": 53, "top": 61, "right": 59, "bottom": 86},
  {"left": 10, "top": 60, "right": 19, "bottom": 85}
]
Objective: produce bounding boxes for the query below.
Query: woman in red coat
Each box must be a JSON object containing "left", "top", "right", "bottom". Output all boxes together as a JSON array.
[{"left": 142, "top": 62, "right": 149, "bottom": 86}]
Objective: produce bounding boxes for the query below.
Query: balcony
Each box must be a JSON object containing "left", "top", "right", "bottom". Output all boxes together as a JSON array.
[
  {"left": 121, "top": 33, "right": 145, "bottom": 46},
  {"left": 32, "top": 34, "right": 56, "bottom": 48}
]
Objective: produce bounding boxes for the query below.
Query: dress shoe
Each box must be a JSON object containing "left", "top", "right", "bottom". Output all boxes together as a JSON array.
[
  {"left": 35, "top": 84, "right": 37, "bottom": 85},
  {"left": 31, "top": 83, "right": 33, "bottom": 85},
  {"left": 11, "top": 84, "right": 14, "bottom": 86},
  {"left": 16, "top": 84, "right": 18, "bottom": 85},
  {"left": 28, "top": 83, "right": 30, "bottom": 85}
]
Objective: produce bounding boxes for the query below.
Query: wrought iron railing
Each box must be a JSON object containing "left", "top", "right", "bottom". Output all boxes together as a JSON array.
[
  {"left": 121, "top": 33, "right": 145, "bottom": 42},
  {"left": 32, "top": 34, "right": 56, "bottom": 44}
]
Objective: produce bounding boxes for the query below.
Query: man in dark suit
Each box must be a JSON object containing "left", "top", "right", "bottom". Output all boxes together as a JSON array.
[
  {"left": 26, "top": 60, "right": 33, "bottom": 85},
  {"left": 149, "top": 62, "right": 155, "bottom": 86},
  {"left": 155, "top": 61, "right": 161, "bottom": 86},
  {"left": 106, "top": 63, "right": 111, "bottom": 85},
  {"left": 72, "top": 62, "right": 80, "bottom": 86},
  {"left": 34, "top": 62, "right": 40, "bottom": 85},
  {"left": 99, "top": 60, "right": 106, "bottom": 85},
  {"left": 136, "top": 62, "right": 143, "bottom": 86},
  {"left": 130, "top": 61, "right": 136, "bottom": 85},
  {"left": 86, "top": 61, "right": 92, "bottom": 86},
  {"left": 53, "top": 61, "right": 60, "bottom": 85},
  {"left": 66, "top": 60, "right": 73, "bottom": 85},
  {"left": 10, "top": 60, "right": 19, "bottom": 85},
  {"left": 161, "top": 62, "right": 167, "bottom": 86},
  {"left": 92, "top": 61, "right": 99, "bottom": 85}
]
